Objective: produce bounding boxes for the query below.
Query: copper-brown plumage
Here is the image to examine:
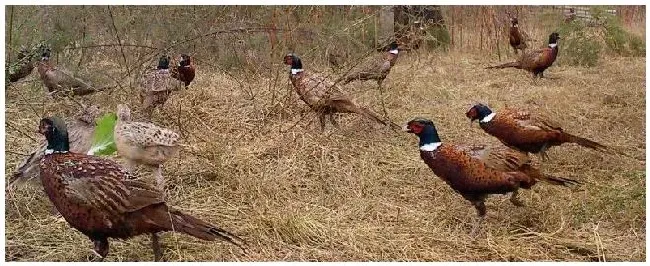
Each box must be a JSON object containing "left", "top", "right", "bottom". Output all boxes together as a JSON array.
[
  {"left": 508, "top": 17, "right": 528, "bottom": 55},
  {"left": 487, "top": 32, "right": 560, "bottom": 78},
  {"left": 283, "top": 53, "right": 399, "bottom": 130},
  {"left": 466, "top": 104, "right": 608, "bottom": 160},
  {"left": 405, "top": 118, "right": 578, "bottom": 236},
  {"left": 339, "top": 41, "right": 399, "bottom": 86},
  {"left": 171, "top": 54, "right": 195, "bottom": 87},
  {"left": 38, "top": 117, "right": 244, "bottom": 261},
  {"left": 457, "top": 144, "right": 580, "bottom": 187}
]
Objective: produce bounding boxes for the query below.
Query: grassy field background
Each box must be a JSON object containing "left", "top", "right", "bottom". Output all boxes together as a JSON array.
[{"left": 4, "top": 5, "right": 646, "bottom": 262}]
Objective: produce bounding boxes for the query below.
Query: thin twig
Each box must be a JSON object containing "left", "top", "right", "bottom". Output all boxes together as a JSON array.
[
  {"left": 107, "top": 6, "right": 130, "bottom": 77},
  {"left": 63, "top": 43, "right": 159, "bottom": 51},
  {"left": 5, "top": 150, "right": 30, "bottom": 157},
  {"left": 6, "top": 121, "right": 38, "bottom": 142},
  {"left": 7, "top": 82, "right": 42, "bottom": 119}
]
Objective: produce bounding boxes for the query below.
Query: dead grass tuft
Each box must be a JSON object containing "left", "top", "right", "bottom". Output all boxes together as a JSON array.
[{"left": 4, "top": 49, "right": 645, "bottom": 261}]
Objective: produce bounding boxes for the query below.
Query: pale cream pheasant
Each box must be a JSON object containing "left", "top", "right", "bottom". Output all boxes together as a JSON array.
[{"left": 114, "top": 104, "right": 180, "bottom": 190}]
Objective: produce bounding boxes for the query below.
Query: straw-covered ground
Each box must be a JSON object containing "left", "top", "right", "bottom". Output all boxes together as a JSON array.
[{"left": 4, "top": 50, "right": 646, "bottom": 261}]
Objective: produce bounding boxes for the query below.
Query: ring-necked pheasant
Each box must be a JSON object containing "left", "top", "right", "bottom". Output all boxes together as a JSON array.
[
  {"left": 404, "top": 117, "right": 579, "bottom": 236},
  {"left": 338, "top": 41, "right": 400, "bottom": 116},
  {"left": 37, "top": 116, "right": 244, "bottom": 261},
  {"left": 508, "top": 17, "right": 528, "bottom": 55},
  {"left": 8, "top": 104, "right": 101, "bottom": 190},
  {"left": 465, "top": 103, "right": 608, "bottom": 160},
  {"left": 171, "top": 54, "right": 195, "bottom": 87},
  {"left": 283, "top": 53, "right": 399, "bottom": 131},
  {"left": 486, "top": 32, "right": 560, "bottom": 78},
  {"left": 339, "top": 41, "right": 400, "bottom": 87},
  {"left": 114, "top": 104, "right": 180, "bottom": 191},
  {"left": 140, "top": 55, "right": 184, "bottom": 120},
  {"left": 37, "top": 47, "right": 111, "bottom": 97}
]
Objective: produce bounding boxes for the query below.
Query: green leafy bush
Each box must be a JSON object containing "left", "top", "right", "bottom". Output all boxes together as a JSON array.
[
  {"left": 556, "top": 6, "right": 645, "bottom": 67},
  {"left": 600, "top": 16, "right": 645, "bottom": 56},
  {"left": 557, "top": 20, "right": 602, "bottom": 67}
]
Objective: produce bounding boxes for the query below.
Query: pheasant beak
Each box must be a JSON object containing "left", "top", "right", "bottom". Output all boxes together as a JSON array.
[
  {"left": 465, "top": 108, "right": 478, "bottom": 124},
  {"left": 402, "top": 125, "right": 413, "bottom": 133}
]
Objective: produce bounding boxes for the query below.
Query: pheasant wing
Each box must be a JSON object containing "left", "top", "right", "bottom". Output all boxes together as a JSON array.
[
  {"left": 457, "top": 144, "right": 529, "bottom": 171},
  {"left": 141, "top": 69, "right": 182, "bottom": 93},
  {"left": 53, "top": 68, "right": 92, "bottom": 89},
  {"left": 60, "top": 155, "right": 164, "bottom": 217},
  {"left": 117, "top": 122, "right": 179, "bottom": 147},
  {"left": 508, "top": 108, "right": 563, "bottom": 131}
]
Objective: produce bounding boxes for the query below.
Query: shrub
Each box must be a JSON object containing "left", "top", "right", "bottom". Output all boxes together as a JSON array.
[
  {"left": 424, "top": 25, "right": 451, "bottom": 50},
  {"left": 592, "top": 6, "right": 645, "bottom": 57},
  {"left": 557, "top": 20, "right": 602, "bottom": 67}
]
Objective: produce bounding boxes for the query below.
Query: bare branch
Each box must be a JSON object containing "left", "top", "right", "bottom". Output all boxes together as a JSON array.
[{"left": 107, "top": 6, "right": 131, "bottom": 77}]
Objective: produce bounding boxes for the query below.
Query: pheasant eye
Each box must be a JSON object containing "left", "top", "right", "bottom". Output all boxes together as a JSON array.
[
  {"left": 410, "top": 124, "right": 424, "bottom": 134},
  {"left": 467, "top": 108, "right": 477, "bottom": 118}
]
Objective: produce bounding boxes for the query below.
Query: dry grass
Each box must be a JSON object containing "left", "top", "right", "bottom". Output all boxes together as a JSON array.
[{"left": 4, "top": 49, "right": 645, "bottom": 261}]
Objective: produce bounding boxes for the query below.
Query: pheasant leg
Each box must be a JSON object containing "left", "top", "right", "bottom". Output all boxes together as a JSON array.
[
  {"left": 50, "top": 204, "right": 61, "bottom": 217},
  {"left": 470, "top": 200, "right": 487, "bottom": 238},
  {"left": 90, "top": 238, "right": 109, "bottom": 262},
  {"left": 154, "top": 166, "right": 165, "bottom": 191},
  {"left": 510, "top": 189, "right": 525, "bottom": 207},
  {"left": 377, "top": 80, "right": 389, "bottom": 118},
  {"left": 539, "top": 143, "right": 550, "bottom": 161},
  {"left": 318, "top": 113, "right": 327, "bottom": 131},
  {"left": 328, "top": 113, "right": 340, "bottom": 129},
  {"left": 151, "top": 233, "right": 163, "bottom": 262}
]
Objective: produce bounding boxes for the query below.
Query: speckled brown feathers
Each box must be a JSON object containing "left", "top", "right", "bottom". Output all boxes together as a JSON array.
[
  {"left": 37, "top": 57, "right": 110, "bottom": 97},
  {"left": 37, "top": 117, "right": 244, "bottom": 260},
  {"left": 140, "top": 59, "right": 184, "bottom": 120},
  {"left": 340, "top": 48, "right": 399, "bottom": 86},
  {"left": 458, "top": 144, "right": 580, "bottom": 187},
  {"left": 114, "top": 104, "right": 180, "bottom": 190},
  {"left": 405, "top": 118, "right": 578, "bottom": 236},
  {"left": 284, "top": 54, "right": 399, "bottom": 130},
  {"left": 420, "top": 144, "right": 535, "bottom": 199},
  {"left": 466, "top": 104, "right": 608, "bottom": 159},
  {"left": 508, "top": 17, "right": 528, "bottom": 55},
  {"left": 487, "top": 32, "right": 560, "bottom": 78},
  {"left": 114, "top": 104, "right": 180, "bottom": 165},
  {"left": 39, "top": 152, "right": 244, "bottom": 260}
]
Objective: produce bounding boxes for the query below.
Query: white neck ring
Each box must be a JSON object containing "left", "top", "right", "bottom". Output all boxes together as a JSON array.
[
  {"left": 420, "top": 142, "right": 442, "bottom": 152},
  {"left": 480, "top": 113, "right": 496, "bottom": 123}
]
